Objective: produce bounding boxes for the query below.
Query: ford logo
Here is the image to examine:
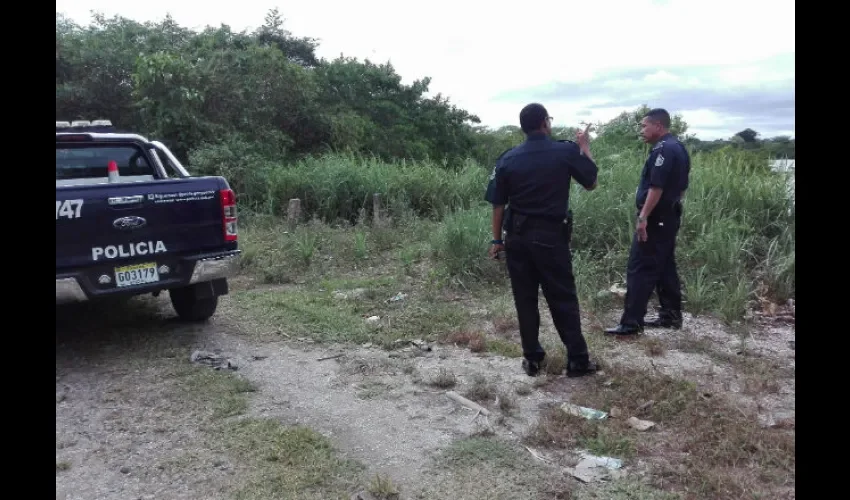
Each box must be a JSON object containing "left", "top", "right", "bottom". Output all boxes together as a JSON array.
[{"left": 113, "top": 216, "right": 147, "bottom": 230}]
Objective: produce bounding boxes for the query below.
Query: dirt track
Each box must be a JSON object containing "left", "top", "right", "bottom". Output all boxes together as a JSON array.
[{"left": 56, "top": 289, "right": 795, "bottom": 500}]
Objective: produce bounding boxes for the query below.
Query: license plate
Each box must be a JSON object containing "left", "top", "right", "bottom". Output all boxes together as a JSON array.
[{"left": 114, "top": 262, "right": 159, "bottom": 287}]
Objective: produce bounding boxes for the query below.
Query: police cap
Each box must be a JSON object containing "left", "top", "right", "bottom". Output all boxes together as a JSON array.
[{"left": 519, "top": 103, "right": 549, "bottom": 133}]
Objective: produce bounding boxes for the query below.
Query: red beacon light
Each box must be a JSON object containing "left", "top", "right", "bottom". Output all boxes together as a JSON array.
[{"left": 107, "top": 160, "right": 120, "bottom": 183}]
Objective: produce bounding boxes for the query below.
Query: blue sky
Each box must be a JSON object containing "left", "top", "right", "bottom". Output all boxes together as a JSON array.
[{"left": 56, "top": 0, "right": 795, "bottom": 140}]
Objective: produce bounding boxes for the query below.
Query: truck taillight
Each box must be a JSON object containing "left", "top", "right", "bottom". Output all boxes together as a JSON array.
[{"left": 220, "top": 189, "right": 237, "bottom": 242}]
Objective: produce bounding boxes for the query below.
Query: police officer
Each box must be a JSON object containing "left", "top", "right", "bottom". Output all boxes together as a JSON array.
[
  {"left": 606, "top": 108, "right": 691, "bottom": 335},
  {"left": 486, "top": 103, "right": 599, "bottom": 377}
]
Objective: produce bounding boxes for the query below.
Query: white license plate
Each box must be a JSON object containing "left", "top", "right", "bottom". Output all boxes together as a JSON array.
[{"left": 114, "top": 262, "right": 160, "bottom": 287}]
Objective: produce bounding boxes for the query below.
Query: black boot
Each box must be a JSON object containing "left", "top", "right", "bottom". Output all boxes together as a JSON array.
[
  {"left": 604, "top": 324, "right": 643, "bottom": 336},
  {"left": 522, "top": 356, "right": 545, "bottom": 377},
  {"left": 566, "top": 359, "right": 599, "bottom": 378},
  {"left": 645, "top": 310, "right": 682, "bottom": 329}
]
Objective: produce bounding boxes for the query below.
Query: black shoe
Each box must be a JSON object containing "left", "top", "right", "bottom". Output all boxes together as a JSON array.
[
  {"left": 566, "top": 360, "right": 599, "bottom": 378},
  {"left": 644, "top": 317, "right": 682, "bottom": 329},
  {"left": 604, "top": 324, "right": 642, "bottom": 336},
  {"left": 522, "top": 358, "right": 543, "bottom": 377}
]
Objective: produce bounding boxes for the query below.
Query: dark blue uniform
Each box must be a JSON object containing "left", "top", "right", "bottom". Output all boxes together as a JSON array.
[
  {"left": 487, "top": 132, "right": 598, "bottom": 366},
  {"left": 485, "top": 147, "right": 515, "bottom": 232},
  {"left": 620, "top": 133, "right": 691, "bottom": 329}
]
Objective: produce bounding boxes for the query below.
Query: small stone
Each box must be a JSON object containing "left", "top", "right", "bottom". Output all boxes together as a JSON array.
[
  {"left": 609, "top": 407, "right": 622, "bottom": 418},
  {"left": 627, "top": 416, "right": 656, "bottom": 431},
  {"left": 365, "top": 316, "right": 381, "bottom": 326},
  {"left": 120, "top": 466, "right": 131, "bottom": 474}
]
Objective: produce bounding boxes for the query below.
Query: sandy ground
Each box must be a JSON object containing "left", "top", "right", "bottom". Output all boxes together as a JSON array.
[{"left": 56, "top": 290, "right": 795, "bottom": 500}]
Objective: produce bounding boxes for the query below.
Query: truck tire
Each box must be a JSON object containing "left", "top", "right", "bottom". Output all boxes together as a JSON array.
[{"left": 169, "top": 286, "right": 219, "bottom": 322}]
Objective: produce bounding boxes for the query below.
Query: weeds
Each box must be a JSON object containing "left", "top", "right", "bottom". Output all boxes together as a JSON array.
[
  {"left": 235, "top": 146, "right": 792, "bottom": 322},
  {"left": 428, "top": 368, "right": 457, "bottom": 389}
]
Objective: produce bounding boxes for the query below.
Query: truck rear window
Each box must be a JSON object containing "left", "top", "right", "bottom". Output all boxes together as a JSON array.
[{"left": 56, "top": 143, "right": 155, "bottom": 181}]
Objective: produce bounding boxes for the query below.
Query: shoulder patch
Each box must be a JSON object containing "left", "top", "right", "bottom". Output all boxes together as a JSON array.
[
  {"left": 490, "top": 147, "right": 513, "bottom": 180},
  {"left": 655, "top": 154, "right": 664, "bottom": 167},
  {"left": 652, "top": 141, "right": 665, "bottom": 151}
]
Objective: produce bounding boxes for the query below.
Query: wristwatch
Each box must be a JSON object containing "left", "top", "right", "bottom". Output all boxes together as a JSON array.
[{"left": 637, "top": 215, "right": 647, "bottom": 223}]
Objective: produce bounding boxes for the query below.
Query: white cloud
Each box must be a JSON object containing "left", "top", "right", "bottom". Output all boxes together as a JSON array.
[{"left": 56, "top": 0, "right": 795, "bottom": 139}]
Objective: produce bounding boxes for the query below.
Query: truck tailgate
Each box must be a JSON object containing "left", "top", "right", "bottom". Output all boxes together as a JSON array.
[{"left": 56, "top": 177, "right": 230, "bottom": 273}]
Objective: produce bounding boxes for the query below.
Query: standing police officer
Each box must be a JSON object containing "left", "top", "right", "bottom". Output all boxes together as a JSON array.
[
  {"left": 606, "top": 108, "right": 691, "bottom": 335},
  {"left": 486, "top": 103, "right": 599, "bottom": 377}
]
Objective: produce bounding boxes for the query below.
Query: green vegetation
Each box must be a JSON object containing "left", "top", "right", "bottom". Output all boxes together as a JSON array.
[
  {"left": 57, "top": 9, "right": 794, "bottom": 321},
  {"left": 57, "top": 11, "right": 794, "bottom": 499},
  {"left": 232, "top": 138, "right": 794, "bottom": 326},
  {"left": 529, "top": 363, "right": 795, "bottom": 499}
]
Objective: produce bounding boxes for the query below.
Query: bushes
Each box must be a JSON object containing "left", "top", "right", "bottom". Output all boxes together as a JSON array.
[{"left": 220, "top": 142, "right": 793, "bottom": 320}]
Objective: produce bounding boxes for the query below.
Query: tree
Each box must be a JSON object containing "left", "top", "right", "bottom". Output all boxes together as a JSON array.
[{"left": 735, "top": 128, "right": 759, "bottom": 143}]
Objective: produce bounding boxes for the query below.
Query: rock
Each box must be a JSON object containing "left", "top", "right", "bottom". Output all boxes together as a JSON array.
[
  {"left": 609, "top": 407, "right": 622, "bottom": 418},
  {"left": 120, "top": 466, "right": 130, "bottom": 474},
  {"left": 365, "top": 316, "right": 381, "bottom": 325},
  {"left": 626, "top": 416, "right": 656, "bottom": 431}
]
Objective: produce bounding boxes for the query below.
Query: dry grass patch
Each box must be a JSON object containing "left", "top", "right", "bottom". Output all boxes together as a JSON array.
[
  {"left": 427, "top": 368, "right": 457, "bottom": 389},
  {"left": 367, "top": 473, "right": 400, "bottom": 499},
  {"left": 443, "top": 329, "right": 487, "bottom": 352},
  {"left": 492, "top": 314, "right": 519, "bottom": 337},
  {"left": 525, "top": 407, "right": 637, "bottom": 459},
  {"left": 643, "top": 337, "right": 667, "bottom": 357},
  {"left": 544, "top": 363, "right": 795, "bottom": 499}
]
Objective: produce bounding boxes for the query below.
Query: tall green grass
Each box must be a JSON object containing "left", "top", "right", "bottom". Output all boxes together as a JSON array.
[
  {"left": 195, "top": 151, "right": 488, "bottom": 221},
  {"left": 225, "top": 144, "right": 793, "bottom": 320}
]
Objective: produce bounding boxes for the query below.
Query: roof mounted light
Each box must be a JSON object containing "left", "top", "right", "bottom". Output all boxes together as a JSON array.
[
  {"left": 71, "top": 120, "right": 91, "bottom": 127},
  {"left": 56, "top": 121, "right": 71, "bottom": 128},
  {"left": 91, "top": 119, "right": 113, "bottom": 126}
]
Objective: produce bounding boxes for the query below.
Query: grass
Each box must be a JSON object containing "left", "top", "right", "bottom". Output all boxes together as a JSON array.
[
  {"left": 233, "top": 143, "right": 792, "bottom": 326},
  {"left": 222, "top": 419, "right": 365, "bottom": 500},
  {"left": 368, "top": 473, "right": 401, "bottom": 499},
  {"left": 525, "top": 407, "right": 637, "bottom": 459},
  {"left": 218, "top": 147, "right": 793, "bottom": 498},
  {"left": 412, "top": 436, "right": 571, "bottom": 499},
  {"left": 427, "top": 368, "right": 457, "bottom": 388},
  {"left": 528, "top": 362, "right": 795, "bottom": 499},
  {"left": 168, "top": 363, "right": 371, "bottom": 500}
]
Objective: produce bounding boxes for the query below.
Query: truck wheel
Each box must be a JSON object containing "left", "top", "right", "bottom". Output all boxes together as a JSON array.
[{"left": 169, "top": 287, "right": 219, "bottom": 322}]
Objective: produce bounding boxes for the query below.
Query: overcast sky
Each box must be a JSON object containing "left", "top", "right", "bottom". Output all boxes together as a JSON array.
[{"left": 56, "top": 0, "right": 795, "bottom": 140}]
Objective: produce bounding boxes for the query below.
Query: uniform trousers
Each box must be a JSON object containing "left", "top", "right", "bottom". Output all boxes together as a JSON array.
[
  {"left": 504, "top": 215, "right": 589, "bottom": 364},
  {"left": 620, "top": 209, "right": 683, "bottom": 327}
]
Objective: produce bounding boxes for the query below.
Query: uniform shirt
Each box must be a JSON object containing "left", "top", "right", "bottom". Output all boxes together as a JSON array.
[
  {"left": 487, "top": 132, "right": 597, "bottom": 221},
  {"left": 484, "top": 147, "right": 514, "bottom": 206},
  {"left": 635, "top": 133, "right": 691, "bottom": 212}
]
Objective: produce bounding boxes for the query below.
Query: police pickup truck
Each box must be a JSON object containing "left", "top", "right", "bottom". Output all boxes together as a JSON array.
[{"left": 56, "top": 120, "right": 240, "bottom": 321}]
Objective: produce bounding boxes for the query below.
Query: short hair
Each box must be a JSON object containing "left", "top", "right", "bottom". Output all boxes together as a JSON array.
[
  {"left": 519, "top": 103, "right": 549, "bottom": 133},
  {"left": 644, "top": 108, "right": 671, "bottom": 129}
]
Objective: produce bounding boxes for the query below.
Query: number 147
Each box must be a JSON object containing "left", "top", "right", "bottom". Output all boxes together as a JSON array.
[{"left": 56, "top": 199, "right": 83, "bottom": 220}]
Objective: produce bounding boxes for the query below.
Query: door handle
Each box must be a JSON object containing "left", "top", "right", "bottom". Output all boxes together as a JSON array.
[{"left": 108, "top": 195, "right": 144, "bottom": 206}]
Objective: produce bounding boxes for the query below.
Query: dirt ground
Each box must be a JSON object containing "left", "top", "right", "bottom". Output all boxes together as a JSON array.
[{"left": 56, "top": 283, "right": 795, "bottom": 500}]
